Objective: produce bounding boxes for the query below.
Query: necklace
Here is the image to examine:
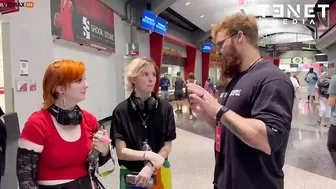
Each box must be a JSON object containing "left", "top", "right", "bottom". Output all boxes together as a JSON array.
[{"left": 137, "top": 112, "right": 152, "bottom": 128}]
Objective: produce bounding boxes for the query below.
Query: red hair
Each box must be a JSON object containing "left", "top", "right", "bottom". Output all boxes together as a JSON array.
[{"left": 42, "top": 60, "right": 86, "bottom": 109}]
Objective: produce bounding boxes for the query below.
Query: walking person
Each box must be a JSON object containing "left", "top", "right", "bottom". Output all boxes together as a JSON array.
[{"left": 173, "top": 71, "right": 185, "bottom": 113}]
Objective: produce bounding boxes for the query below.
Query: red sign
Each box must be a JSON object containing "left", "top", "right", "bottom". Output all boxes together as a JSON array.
[
  {"left": 0, "top": 0, "right": 20, "bottom": 15},
  {"left": 50, "top": 0, "right": 115, "bottom": 53}
]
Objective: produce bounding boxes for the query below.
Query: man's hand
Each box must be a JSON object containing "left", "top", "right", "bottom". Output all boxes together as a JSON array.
[
  {"left": 187, "top": 83, "right": 222, "bottom": 118},
  {"left": 135, "top": 164, "right": 155, "bottom": 187}
]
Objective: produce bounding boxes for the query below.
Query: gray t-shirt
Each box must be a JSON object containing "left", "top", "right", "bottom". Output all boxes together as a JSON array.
[
  {"left": 174, "top": 77, "right": 184, "bottom": 95},
  {"left": 327, "top": 75, "right": 336, "bottom": 126}
]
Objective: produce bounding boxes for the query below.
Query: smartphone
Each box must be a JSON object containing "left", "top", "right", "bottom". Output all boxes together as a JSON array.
[{"left": 124, "top": 173, "right": 156, "bottom": 187}]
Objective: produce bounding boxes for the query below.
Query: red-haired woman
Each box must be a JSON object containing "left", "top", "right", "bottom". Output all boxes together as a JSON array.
[{"left": 16, "top": 60, "right": 111, "bottom": 189}]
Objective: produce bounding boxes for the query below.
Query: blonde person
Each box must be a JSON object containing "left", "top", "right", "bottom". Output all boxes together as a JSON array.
[{"left": 110, "top": 57, "right": 176, "bottom": 189}]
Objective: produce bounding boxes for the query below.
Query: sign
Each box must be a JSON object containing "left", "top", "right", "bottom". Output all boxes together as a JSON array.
[
  {"left": 16, "top": 79, "right": 27, "bottom": 92},
  {"left": 29, "top": 80, "right": 36, "bottom": 91},
  {"left": 162, "top": 47, "right": 185, "bottom": 66},
  {"left": 265, "top": 42, "right": 303, "bottom": 52},
  {"left": 0, "top": 0, "right": 19, "bottom": 14},
  {"left": 127, "top": 43, "right": 139, "bottom": 56},
  {"left": 19, "top": 59, "right": 28, "bottom": 76},
  {"left": 50, "top": 0, "right": 115, "bottom": 53},
  {"left": 154, "top": 17, "right": 168, "bottom": 36},
  {"left": 210, "top": 53, "right": 222, "bottom": 67}
]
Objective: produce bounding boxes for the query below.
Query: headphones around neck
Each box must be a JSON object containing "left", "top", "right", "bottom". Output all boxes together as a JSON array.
[
  {"left": 130, "top": 91, "right": 159, "bottom": 112},
  {"left": 48, "top": 104, "right": 83, "bottom": 126}
]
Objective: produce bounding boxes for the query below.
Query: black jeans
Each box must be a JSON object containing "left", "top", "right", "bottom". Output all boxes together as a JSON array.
[
  {"left": 39, "top": 175, "right": 92, "bottom": 189},
  {"left": 327, "top": 125, "right": 336, "bottom": 167}
]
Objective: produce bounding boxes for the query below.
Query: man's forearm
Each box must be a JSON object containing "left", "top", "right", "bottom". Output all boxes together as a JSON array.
[
  {"left": 220, "top": 110, "right": 271, "bottom": 154},
  {"left": 202, "top": 115, "right": 216, "bottom": 130},
  {"left": 158, "top": 141, "right": 172, "bottom": 159}
]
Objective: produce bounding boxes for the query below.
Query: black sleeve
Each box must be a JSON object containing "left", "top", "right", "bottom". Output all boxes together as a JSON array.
[
  {"left": 0, "top": 120, "right": 7, "bottom": 176},
  {"left": 110, "top": 110, "right": 124, "bottom": 147},
  {"left": 16, "top": 148, "right": 40, "bottom": 189},
  {"left": 250, "top": 79, "right": 294, "bottom": 154},
  {"left": 0, "top": 106, "right": 4, "bottom": 117},
  {"left": 98, "top": 151, "right": 111, "bottom": 166},
  {"left": 165, "top": 105, "right": 176, "bottom": 141}
]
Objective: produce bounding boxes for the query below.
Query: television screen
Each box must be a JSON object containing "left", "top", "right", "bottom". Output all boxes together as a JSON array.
[
  {"left": 202, "top": 43, "right": 212, "bottom": 53},
  {"left": 140, "top": 10, "right": 157, "bottom": 32},
  {"left": 154, "top": 17, "right": 168, "bottom": 36}
]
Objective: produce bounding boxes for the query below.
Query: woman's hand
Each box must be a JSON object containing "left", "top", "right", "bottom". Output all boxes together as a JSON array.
[
  {"left": 135, "top": 163, "right": 155, "bottom": 187},
  {"left": 145, "top": 151, "right": 164, "bottom": 169},
  {"left": 93, "top": 130, "right": 110, "bottom": 157}
]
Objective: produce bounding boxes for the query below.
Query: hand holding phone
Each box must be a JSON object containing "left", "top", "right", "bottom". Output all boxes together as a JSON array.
[{"left": 134, "top": 164, "right": 155, "bottom": 187}]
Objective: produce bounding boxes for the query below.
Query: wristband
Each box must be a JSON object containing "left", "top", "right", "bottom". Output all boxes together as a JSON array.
[{"left": 216, "top": 106, "right": 229, "bottom": 123}]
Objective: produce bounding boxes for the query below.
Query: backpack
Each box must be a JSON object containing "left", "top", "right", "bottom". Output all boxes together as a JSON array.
[{"left": 317, "top": 77, "right": 330, "bottom": 98}]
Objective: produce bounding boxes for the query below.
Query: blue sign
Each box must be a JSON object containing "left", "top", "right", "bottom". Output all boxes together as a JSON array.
[
  {"left": 202, "top": 43, "right": 212, "bottom": 53},
  {"left": 140, "top": 10, "right": 157, "bottom": 32},
  {"left": 154, "top": 17, "right": 168, "bottom": 36}
]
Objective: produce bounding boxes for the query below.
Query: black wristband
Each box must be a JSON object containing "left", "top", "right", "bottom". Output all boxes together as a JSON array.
[{"left": 216, "top": 106, "right": 229, "bottom": 123}]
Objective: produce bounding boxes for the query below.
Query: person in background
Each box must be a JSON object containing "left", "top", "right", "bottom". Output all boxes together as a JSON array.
[
  {"left": 286, "top": 71, "right": 301, "bottom": 100},
  {"left": 315, "top": 72, "right": 331, "bottom": 127},
  {"left": 16, "top": 60, "right": 111, "bottom": 189},
  {"left": 204, "top": 78, "right": 215, "bottom": 97},
  {"left": 110, "top": 57, "right": 176, "bottom": 189},
  {"left": 186, "top": 73, "right": 197, "bottom": 120},
  {"left": 159, "top": 73, "right": 170, "bottom": 101},
  {"left": 0, "top": 106, "right": 6, "bottom": 188},
  {"left": 173, "top": 71, "right": 185, "bottom": 113},
  {"left": 327, "top": 74, "right": 336, "bottom": 167},
  {"left": 293, "top": 74, "right": 300, "bottom": 86},
  {"left": 305, "top": 68, "right": 318, "bottom": 103}
]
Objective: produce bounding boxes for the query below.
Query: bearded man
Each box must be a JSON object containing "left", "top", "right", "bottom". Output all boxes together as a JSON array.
[{"left": 186, "top": 13, "right": 294, "bottom": 189}]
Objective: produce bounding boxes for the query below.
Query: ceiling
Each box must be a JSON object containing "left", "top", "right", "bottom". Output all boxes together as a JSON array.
[{"left": 170, "top": 0, "right": 320, "bottom": 44}]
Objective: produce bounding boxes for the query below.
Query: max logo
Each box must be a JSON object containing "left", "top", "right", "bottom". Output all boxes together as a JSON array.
[{"left": 0, "top": 1, "right": 34, "bottom": 8}]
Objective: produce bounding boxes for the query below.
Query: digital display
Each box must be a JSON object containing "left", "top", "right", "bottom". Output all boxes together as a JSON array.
[
  {"left": 202, "top": 43, "right": 212, "bottom": 53},
  {"left": 154, "top": 16, "right": 168, "bottom": 36},
  {"left": 140, "top": 9, "right": 157, "bottom": 31}
]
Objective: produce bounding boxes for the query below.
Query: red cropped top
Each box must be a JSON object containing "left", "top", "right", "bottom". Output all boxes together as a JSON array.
[{"left": 20, "top": 109, "right": 98, "bottom": 181}]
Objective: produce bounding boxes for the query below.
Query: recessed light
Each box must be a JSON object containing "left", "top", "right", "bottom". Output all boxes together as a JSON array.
[
  {"left": 186, "top": 2, "right": 190, "bottom": 5},
  {"left": 200, "top": 15, "right": 204, "bottom": 18}
]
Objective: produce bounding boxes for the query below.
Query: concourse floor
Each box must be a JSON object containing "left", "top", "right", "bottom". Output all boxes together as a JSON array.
[{"left": 100, "top": 93, "right": 336, "bottom": 188}]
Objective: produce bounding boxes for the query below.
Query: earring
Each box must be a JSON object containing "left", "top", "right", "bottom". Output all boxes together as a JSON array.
[{"left": 62, "top": 98, "right": 66, "bottom": 108}]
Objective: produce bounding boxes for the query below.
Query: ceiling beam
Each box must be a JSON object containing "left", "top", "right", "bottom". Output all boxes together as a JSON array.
[{"left": 150, "top": 0, "right": 178, "bottom": 15}]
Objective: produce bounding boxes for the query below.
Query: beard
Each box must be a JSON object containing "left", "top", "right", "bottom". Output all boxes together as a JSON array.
[{"left": 220, "top": 43, "right": 242, "bottom": 78}]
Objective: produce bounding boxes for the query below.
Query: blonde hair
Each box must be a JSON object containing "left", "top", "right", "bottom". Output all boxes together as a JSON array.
[
  {"left": 124, "top": 57, "right": 158, "bottom": 91},
  {"left": 211, "top": 12, "right": 259, "bottom": 48}
]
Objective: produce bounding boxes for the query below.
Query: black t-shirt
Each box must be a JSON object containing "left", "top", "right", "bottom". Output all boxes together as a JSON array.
[
  {"left": 110, "top": 97, "right": 177, "bottom": 172},
  {"left": 0, "top": 119, "right": 6, "bottom": 176},
  {"left": 214, "top": 61, "right": 294, "bottom": 189}
]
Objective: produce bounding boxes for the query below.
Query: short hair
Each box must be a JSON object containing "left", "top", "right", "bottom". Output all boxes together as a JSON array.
[
  {"left": 188, "top": 72, "right": 195, "bottom": 80},
  {"left": 177, "top": 71, "right": 181, "bottom": 76},
  {"left": 211, "top": 12, "right": 259, "bottom": 48},
  {"left": 124, "top": 57, "right": 158, "bottom": 91},
  {"left": 42, "top": 60, "right": 86, "bottom": 109}
]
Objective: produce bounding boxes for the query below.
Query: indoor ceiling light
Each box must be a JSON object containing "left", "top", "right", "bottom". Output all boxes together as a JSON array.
[
  {"left": 200, "top": 15, "right": 204, "bottom": 18},
  {"left": 186, "top": 2, "right": 190, "bottom": 5}
]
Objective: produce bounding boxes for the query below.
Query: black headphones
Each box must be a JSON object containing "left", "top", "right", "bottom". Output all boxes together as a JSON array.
[
  {"left": 48, "top": 104, "right": 83, "bottom": 126},
  {"left": 130, "top": 91, "right": 159, "bottom": 112}
]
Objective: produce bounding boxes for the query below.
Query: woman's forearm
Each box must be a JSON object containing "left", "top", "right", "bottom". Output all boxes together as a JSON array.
[
  {"left": 158, "top": 141, "right": 172, "bottom": 159},
  {"left": 117, "top": 147, "right": 146, "bottom": 161}
]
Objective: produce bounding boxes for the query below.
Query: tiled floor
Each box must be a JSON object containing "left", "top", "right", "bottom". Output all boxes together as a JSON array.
[{"left": 99, "top": 90, "right": 336, "bottom": 188}]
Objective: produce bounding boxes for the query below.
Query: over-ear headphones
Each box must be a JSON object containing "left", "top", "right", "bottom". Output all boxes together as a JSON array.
[
  {"left": 48, "top": 104, "right": 83, "bottom": 126},
  {"left": 130, "top": 91, "right": 158, "bottom": 112}
]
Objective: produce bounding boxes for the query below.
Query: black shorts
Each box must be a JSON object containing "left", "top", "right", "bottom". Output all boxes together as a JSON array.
[{"left": 175, "top": 94, "right": 183, "bottom": 100}]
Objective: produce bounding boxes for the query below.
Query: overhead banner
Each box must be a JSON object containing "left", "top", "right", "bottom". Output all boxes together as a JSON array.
[
  {"left": 50, "top": 0, "right": 115, "bottom": 53},
  {"left": 265, "top": 42, "right": 303, "bottom": 52}
]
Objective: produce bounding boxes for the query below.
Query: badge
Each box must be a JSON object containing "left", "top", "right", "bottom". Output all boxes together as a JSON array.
[{"left": 215, "top": 126, "right": 222, "bottom": 152}]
